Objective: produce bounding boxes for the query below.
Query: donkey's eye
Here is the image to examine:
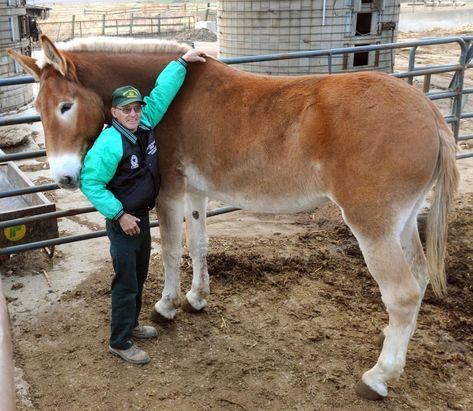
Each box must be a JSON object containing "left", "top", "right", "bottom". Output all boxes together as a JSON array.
[{"left": 60, "top": 102, "right": 73, "bottom": 114}]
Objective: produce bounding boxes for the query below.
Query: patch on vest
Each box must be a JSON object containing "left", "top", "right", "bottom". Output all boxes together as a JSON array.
[
  {"left": 146, "top": 141, "right": 157, "bottom": 156},
  {"left": 130, "top": 154, "right": 139, "bottom": 169}
]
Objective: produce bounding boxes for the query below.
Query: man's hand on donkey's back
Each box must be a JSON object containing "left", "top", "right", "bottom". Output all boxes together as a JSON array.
[{"left": 182, "top": 49, "right": 207, "bottom": 63}]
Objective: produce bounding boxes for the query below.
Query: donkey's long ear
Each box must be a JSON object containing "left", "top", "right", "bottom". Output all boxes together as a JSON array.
[
  {"left": 40, "top": 34, "right": 68, "bottom": 77},
  {"left": 6, "top": 49, "right": 41, "bottom": 81}
]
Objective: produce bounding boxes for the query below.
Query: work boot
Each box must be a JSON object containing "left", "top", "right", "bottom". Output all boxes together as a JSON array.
[
  {"left": 109, "top": 344, "right": 150, "bottom": 365},
  {"left": 132, "top": 325, "right": 158, "bottom": 339}
]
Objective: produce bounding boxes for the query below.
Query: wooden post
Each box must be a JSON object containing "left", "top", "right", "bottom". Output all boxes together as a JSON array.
[
  {"left": 102, "top": 14, "right": 106, "bottom": 35},
  {"left": 0, "top": 279, "right": 15, "bottom": 411},
  {"left": 158, "top": 17, "right": 161, "bottom": 34},
  {"left": 130, "top": 13, "right": 133, "bottom": 35},
  {"left": 205, "top": 2, "right": 210, "bottom": 21},
  {"left": 116, "top": 19, "right": 118, "bottom": 36},
  {"left": 71, "top": 15, "right": 75, "bottom": 39}
]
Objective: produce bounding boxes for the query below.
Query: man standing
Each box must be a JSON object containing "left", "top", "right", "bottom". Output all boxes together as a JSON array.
[{"left": 80, "top": 49, "right": 206, "bottom": 364}]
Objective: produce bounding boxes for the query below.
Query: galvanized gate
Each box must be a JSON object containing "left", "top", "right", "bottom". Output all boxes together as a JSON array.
[{"left": 0, "top": 36, "right": 472, "bottom": 256}]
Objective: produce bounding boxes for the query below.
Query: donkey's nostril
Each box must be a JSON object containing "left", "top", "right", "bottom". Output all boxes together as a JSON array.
[{"left": 59, "top": 175, "right": 72, "bottom": 186}]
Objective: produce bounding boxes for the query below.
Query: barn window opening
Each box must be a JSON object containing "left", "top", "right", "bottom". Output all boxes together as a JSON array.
[
  {"left": 355, "top": 13, "right": 372, "bottom": 35},
  {"left": 353, "top": 44, "right": 370, "bottom": 67},
  {"left": 18, "top": 15, "right": 29, "bottom": 39}
]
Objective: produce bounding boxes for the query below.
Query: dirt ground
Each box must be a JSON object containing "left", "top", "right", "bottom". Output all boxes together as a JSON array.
[
  {"left": 1, "top": 23, "right": 473, "bottom": 411},
  {"left": 3, "top": 193, "right": 473, "bottom": 411}
]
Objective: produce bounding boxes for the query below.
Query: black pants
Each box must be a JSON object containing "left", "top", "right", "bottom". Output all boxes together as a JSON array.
[{"left": 106, "top": 214, "right": 151, "bottom": 350}]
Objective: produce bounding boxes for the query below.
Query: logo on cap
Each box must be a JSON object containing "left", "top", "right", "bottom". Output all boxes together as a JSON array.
[{"left": 124, "top": 89, "right": 139, "bottom": 98}]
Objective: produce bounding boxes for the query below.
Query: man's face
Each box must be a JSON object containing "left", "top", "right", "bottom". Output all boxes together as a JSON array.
[{"left": 111, "top": 103, "right": 143, "bottom": 132}]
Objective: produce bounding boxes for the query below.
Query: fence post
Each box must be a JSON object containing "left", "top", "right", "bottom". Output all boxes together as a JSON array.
[
  {"left": 56, "top": 22, "right": 62, "bottom": 41},
  {"left": 158, "top": 17, "right": 161, "bottom": 34},
  {"left": 205, "top": 2, "right": 210, "bottom": 21},
  {"left": 0, "top": 279, "right": 15, "bottom": 411},
  {"left": 71, "top": 15, "right": 75, "bottom": 39},
  {"left": 130, "top": 13, "right": 133, "bottom": 35},
  {"left": 102, "top": 14, "right": 106, "bottom": 35}
]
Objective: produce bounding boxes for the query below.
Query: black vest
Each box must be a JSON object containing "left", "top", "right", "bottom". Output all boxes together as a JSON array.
[{"left": 107, "top": 126, "right": 160, "bottom": 215}]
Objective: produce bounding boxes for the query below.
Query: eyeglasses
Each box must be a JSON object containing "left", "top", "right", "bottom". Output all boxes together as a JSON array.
[{"left": 116, "top": 105, "right": 143, "bottom": 114}]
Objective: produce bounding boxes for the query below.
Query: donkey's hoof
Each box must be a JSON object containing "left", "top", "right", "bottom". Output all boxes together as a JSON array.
[
  {"left": 355, "top": 381, "right": 385, "bottom": 401},
  {"left": 181, "top": 297, "right": 205, "bottom": 313},
  {"left": 149, "top": 308, "right": 174, "bottom": 325}
]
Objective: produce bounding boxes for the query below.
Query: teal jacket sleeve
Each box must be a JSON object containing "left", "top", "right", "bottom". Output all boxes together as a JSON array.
[
  {"left": 80, "top": 128, "right": 124, "bottom": 220},
  {"left": 140, "top": 60, "right": 187, "bottom": 129}
]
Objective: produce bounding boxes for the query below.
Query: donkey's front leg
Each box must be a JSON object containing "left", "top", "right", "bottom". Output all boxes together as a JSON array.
[
  {"left": 181, "top": 192, "right": 209, "bottom": 312},
  {"left": 150, "top": 191, "right": 185, "bottom": 323}
]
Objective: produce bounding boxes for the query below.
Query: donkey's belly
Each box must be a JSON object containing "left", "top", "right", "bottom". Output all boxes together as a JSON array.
[
  {"left": 184, "top": 163, "right": 328, "bottom": 213},
  {"left": 209, "top": 190, "right": 329, "bottom": 213}
]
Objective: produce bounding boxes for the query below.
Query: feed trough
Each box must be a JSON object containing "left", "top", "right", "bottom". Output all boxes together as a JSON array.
[{"left": 0, "top": 158, "right": 58, "bottom": 252}]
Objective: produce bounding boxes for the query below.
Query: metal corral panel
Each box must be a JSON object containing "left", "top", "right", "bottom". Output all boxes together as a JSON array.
[
  {"left": 0, "top": 161, "right": 58, "bottom": 248},
  {"left": 0, "top": 0, "right": 34, "bottom": 113},
  {"left": 218, "top": 0, "right": 400, "bottom": 75}
]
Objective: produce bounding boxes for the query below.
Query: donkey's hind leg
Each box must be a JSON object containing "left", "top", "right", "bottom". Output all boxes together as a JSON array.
[
  {"left": 401, "top": 209, "right": 430, "bottom": 302},
  {"left": 377, "top": 205, "right": 430, "bottom": 347},
  {"left": 400, "top": 208, "right": 430, "bottom": 335},
  {"left": 344, "top": 212, "right": 423, "bottom": 399},
  {"left": 182, "top": 192, "right": 209, "bottom": 312}
]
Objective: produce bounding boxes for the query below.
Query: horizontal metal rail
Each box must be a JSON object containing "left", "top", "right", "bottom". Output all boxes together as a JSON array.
[
  {"left": 457, "top": 151, "right": 473, "bottom": 160},
  {"left": 0, "top": 183, "right": 59, "bottom": 199},
  {"left": 0, "top": 206, "right": 240, "bottom": 255},
  {"left": 0, "top": 150, "right": 47, "bottom": 162},
  {"left": 458, "top": 134, "right": 473, "bottom": 141},
  {"left": 0, "top": 206, "right": 95, "bottom": 229},
  {"left": 394, "top": 64, "right": 464, "bottom": 79},
  {"left": 0, "top": 76, "right": 35, "bottom": 86},
  {"left": 0, "top": 115, "right": 41, "bottom": 127},
  {"left": 221, "top": 37, "right": 468, "bottom": 66},
  {"left": 427, "top": 91, "right": 460, "bottom": 100}
]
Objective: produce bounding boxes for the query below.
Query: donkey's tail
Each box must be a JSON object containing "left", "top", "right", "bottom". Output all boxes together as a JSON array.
[{"left": 426, "top": 116, "right": 459, "bottom": 297}]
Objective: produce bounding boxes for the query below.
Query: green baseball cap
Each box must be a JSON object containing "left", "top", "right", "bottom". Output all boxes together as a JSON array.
[{"left": 111, "top": 85, "right": 146, "bottom": 107}]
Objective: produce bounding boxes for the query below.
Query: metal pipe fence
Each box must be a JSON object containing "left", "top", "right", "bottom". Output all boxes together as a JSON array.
[
  {"left": 1, "top": 37, "right": 472, "bottom": 255},
  {"left": 0, "top": 206, "right": 240, "bottom": 256}
]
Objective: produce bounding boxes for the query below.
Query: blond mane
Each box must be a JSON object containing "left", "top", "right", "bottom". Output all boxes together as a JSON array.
[{"left": 36, "top": 36, "right": 190, "bottom": 68}]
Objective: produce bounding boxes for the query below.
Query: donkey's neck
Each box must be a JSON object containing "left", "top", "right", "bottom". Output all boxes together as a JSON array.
[{"left": 70, "top": 52, "right": 180, "bottom": 109}]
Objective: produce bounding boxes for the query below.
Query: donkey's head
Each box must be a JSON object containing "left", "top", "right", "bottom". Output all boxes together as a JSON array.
[{"left": 8, "top": 35, "right": 105, "bottom": 189}]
